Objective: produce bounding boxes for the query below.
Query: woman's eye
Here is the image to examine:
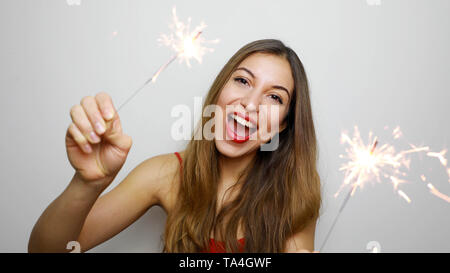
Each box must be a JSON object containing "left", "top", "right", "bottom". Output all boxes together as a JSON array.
[
  {"left": 233, "top": 77, "right": 282, "bottom": 104},
  {"left": 234, "top": 77, "right": 249, "bottom": 86},
  {"left": 270, "top": 94, "right": 283, "bottom": 104}
]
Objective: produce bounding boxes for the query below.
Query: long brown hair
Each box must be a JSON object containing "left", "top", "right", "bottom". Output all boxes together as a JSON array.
[{"left": 163, "top": 39, "right": 321, "bottom": 252}]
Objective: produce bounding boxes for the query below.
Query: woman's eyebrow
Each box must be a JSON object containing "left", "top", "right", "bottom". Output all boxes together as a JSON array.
[
  {"left": 235, "top": 67, "right": 256, "bottom": 79},
  {"left": 272, "top": 85, "right": 291, "bottom": 99},
  {"left": 234, "top": 67, "right": 291, "bottom": 99}
]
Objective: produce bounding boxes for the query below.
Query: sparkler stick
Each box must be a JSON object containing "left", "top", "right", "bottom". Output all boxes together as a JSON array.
[
  {"left": 319, "top": 184, "right": 356, "bottom": 252},
  {"left": 116, "top": 54, "right": 179, "bottom": 112},
  {"left": 116, "top": 29, "right": 204, "bottom": 112},
  {"left": 115, "top": 6, "right": 218, "bottom": 112},
  {"left": 319, "top": 139, "right": 379, "bottom": 251}
]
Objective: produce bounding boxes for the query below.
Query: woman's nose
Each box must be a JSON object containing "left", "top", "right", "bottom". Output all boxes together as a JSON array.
[
  {"left": 244, "top": 101, "right": 257, "bottom": 112},
  {"left": 241, "top": 91, "right": 260, "bottom": 112}
]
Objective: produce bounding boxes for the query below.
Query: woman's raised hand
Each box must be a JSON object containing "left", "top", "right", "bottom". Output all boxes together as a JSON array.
[{"left": 65, "top": 92, "right": 132, "bottom": 185}]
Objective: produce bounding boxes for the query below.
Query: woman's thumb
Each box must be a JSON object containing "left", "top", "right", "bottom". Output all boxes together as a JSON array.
[
  {"left": 104, "top": 116, "right": 132, "bottom": 152},
  {"left": 112, "top": 118, "right": 122, "bottom": 133}
]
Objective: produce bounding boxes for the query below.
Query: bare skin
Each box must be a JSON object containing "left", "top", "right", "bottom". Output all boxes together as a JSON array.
[{"left": 28, "top": 55, "right": 317, "bottom": 253}]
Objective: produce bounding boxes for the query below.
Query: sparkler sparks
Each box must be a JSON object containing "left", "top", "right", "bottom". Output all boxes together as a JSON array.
[
  {"left": 427, "top": 149, "right": 448, "bottom": 167},
  {"left": 320, "top": 125, "right": 449, "bottom": 251},
  {"left": 427, "top": 183, "right": 450, "bottom": 203},
  {"left": 157, "top": 7, "right": 219, "bottom": 68},
  {"left": 397, "top": 190, "right": 411, "bottom": 203},
  {"left": 334, "top": 126, "right": 427, "bottom": 202},
  {"left": 420, "top": 174, "right": 450, "bottom": 202},
  {"left": 116, "top": 6, "right": 218, "bottom": 112}
]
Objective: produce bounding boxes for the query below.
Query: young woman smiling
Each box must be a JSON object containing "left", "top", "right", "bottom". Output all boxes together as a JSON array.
[{"left": 28, "top": 39, "right": 321, "bottom": 253}]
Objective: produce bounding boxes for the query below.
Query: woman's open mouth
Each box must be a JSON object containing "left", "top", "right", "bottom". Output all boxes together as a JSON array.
[{"left": 225, "top": 112, "right": 258, "bottom": 143}]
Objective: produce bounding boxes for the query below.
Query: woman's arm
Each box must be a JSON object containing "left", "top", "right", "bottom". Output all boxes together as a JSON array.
[
  {"left": 28, "top": 173, "right": 107, "bottom": 252},
  {"left": 283, "top": 218, "right": 318, "bottom": 253},
  {"left": 28, "top": 153, "right": 178, "bottom": 253},
  {"left": 75, "top": 153, "right": 178, "bottom": 252}
]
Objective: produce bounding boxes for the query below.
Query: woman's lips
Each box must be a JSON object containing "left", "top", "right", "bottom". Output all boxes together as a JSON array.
[
  {"left": 233, "top": 111, "right": 257, "bottom": 127},
  {"left": 225, "top": 114, "right": 257, "bottom": 143}
]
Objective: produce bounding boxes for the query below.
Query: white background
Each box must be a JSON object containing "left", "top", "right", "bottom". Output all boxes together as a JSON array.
[{"left": 0, "top": 0, "right": 449, "bottom": 252}]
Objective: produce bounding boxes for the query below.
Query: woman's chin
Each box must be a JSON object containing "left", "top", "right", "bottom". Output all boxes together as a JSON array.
[{"left": 214, "top": 138, "right": 255, "bottom": 158}]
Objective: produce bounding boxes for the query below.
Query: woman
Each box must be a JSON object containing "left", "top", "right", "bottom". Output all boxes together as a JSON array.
[{"left": 28, "top": 39, "right": 321, "bottom": 253}]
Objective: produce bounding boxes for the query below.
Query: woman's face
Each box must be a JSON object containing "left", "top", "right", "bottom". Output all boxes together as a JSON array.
[{"left": 214, "top": 52, "right": 294, "bottom": 158}]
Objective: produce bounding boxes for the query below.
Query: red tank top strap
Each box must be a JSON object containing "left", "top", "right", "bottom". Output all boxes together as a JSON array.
[{"left": 174, "top": 152, "right": 183, "bottom": 174}]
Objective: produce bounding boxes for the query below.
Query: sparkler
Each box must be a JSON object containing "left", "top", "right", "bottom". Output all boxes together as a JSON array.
[
  {"left": 319, "top": 125, "right": 449, "bottom": 252},
  {"left": 116, "top": 6, "right": 219, "bottom": 112}
]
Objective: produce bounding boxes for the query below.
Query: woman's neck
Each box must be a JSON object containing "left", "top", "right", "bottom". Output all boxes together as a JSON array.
[{"left": 218, "top": 150, "right": 256, "bottom": 187}]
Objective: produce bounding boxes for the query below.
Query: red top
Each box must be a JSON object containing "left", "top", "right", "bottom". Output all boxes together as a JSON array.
[{"left": 174, "top": 152, "right": 245, "bottom": 253}]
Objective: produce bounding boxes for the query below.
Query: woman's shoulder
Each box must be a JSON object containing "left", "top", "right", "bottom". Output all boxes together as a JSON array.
[
  {"left": 137, "top": 150, "right": 184, "bottom": 213},
  {"left": 141, "top": 151, "right": 184, "bottom": 171}
]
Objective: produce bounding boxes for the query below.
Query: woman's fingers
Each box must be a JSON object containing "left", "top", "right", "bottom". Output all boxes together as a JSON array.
[
  {"left": 81, "top": 96, "right": 106, "bottom": 136},
  {"left": 67, "top": 122, "right": 92, "bottom": 153},
  {"left": 95, "top": 92, "right": 116, "bottom": 121},
  {"left": 69, "top": 92, "right": 127, "bottom": 152},
  {"left": 70, "top": 104, "right": 100, "bottom": 144},
  {"left": 103, "top": 115, "right": 132, "bottom": 153}
]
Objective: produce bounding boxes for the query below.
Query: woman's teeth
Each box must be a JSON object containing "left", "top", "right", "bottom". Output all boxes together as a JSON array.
[{"left": 230, "top": 113, "right": 256, "bottom": 129}]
